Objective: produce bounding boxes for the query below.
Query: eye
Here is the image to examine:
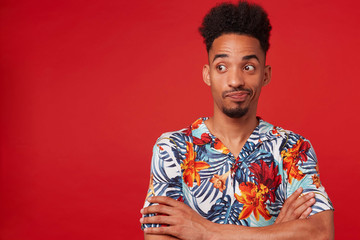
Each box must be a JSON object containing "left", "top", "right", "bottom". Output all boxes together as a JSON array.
[
  {"left": 216, "top": 64, "right": 227, "bottom": 72},
  {"left": 244, "top": 65, "right": 255, "bottom": 72}
]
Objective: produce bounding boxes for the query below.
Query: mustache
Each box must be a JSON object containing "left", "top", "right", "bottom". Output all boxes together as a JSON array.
[{"left": 222, "top": 88, "right": 253, "bottom": 98}]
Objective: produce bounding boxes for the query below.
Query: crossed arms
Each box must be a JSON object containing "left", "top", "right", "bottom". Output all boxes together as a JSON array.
[{"left": 141, "top": 188, "right": 334, "bottom": 240}]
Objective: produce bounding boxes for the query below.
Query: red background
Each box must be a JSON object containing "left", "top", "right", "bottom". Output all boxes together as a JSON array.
[{"left": 1, "top": 0, "right": 359, "bottom": 239}]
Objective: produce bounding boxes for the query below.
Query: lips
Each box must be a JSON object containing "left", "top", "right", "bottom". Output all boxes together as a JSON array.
[{"left": 225, "top": 91, "right": 250, "bottom": 102}]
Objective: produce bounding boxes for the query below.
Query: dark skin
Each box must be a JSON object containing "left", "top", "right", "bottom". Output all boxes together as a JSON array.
[
  {"left": 142, "top": 34, "right": 334, "bottom": 239},
  {"left": 141, "top": 188, "right": 320, "bottom": 240}
]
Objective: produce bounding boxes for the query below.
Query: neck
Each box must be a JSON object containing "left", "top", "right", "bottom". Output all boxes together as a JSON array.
[{"left": 205, "top": 109, "right": 258, "bottom": 143}]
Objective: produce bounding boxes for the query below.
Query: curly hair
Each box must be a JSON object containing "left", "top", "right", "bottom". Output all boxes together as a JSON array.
[{"left": 199, "top": 1, "right": 272, "bottom": 54}]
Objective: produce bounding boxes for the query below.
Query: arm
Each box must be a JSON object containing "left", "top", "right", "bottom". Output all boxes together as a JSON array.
[
  {"left": 141, "top": 193, "right": 333, "bottom": 240},
  {"left": 210, "top": 210, "right": 333, "bottom": 240},
  {"left": 141, "top": 137, "right": 184, "bottom": 236}
]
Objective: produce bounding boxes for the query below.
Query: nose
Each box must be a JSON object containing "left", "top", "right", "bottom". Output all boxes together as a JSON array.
[{"left": 227, "top": 68, "right": 245, "bottom": 88}]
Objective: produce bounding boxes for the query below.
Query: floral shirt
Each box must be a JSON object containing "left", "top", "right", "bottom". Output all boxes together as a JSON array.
[{"left": 141, "top": 118, "right": 333, "bottom": 229}]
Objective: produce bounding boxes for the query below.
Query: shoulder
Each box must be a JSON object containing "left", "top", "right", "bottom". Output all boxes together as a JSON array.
[
  {"left": 258, "top": 119, "right": 313, "bottom": 150},
  {"left": 152, "top": 119, "right": 197, "bottom": 155},
  {"left": 155, "top": 128, "right": 188, "bottom": 147},
  {"left": 154, "top": 117, "right": 207, "bottom": 147}
]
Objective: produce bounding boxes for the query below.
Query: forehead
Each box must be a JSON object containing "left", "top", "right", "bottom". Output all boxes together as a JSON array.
[{"left": 209, "top": 34, "right": 265, "bottom": 63}]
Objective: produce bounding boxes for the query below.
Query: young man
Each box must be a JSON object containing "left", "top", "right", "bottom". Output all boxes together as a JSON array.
[{"left": 140, "top": 1, "right": 334, "bottom": 239}]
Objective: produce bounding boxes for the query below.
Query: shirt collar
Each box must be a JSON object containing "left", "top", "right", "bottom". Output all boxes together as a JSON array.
[{"left": 190, "top": 117, "right": 282, "bottom": 146}]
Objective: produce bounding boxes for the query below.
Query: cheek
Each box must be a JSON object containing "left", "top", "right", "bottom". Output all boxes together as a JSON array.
[
  {"left": 210, "top": 81, "right": 223, "bottom": 94},
  {"left": 252, "top": 86, "right": 263, "bottom": 98},
  {"left": 211, "top": 87, "right": 222, "bottom": 102}
]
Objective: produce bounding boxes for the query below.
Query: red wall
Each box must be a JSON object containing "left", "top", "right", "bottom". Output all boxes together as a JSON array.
[{"left": 1, "top": 0, "right": 359, "bottom": 239}]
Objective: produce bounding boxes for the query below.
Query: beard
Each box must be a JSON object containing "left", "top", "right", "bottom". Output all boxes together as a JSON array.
[
  {"left": 220, "top": 88, "right": 252, "bottom": 118},
  {"left": 222, "top": 105, "right": 249, "bottom": 118}
]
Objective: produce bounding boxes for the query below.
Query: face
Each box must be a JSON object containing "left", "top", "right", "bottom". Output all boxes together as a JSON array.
[{"left": 203, "top": 33, "right": 271, "bottom": 119}]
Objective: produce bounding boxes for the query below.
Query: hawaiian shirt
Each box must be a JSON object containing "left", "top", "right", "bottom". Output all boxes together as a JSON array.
[{"left": 141, "top": 118, "right": 333, "bottom": 229}]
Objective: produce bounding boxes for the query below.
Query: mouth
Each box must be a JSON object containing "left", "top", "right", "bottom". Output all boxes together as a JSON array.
[{"left": 224, "top": 91, "right": 250, "bottom": 102}]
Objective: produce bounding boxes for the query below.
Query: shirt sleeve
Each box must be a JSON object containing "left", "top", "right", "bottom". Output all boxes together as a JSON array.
[
  {"left": 283, "top": 137, "right": 334, "bottom": 215},
  {"left": 141, "top": 136, "right": 184, "bottom": 230}
]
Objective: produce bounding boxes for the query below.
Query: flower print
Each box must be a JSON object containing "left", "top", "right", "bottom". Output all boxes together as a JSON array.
[
  {"left": 281, "top": 139, "right": 310, "bottom": 184},
  {"left": 191, "top": 118, "right": 203, "bottom": 130},
  {"left": 183, "top": 118, "right": 203, "bottom": 136},
  {"left": 193, "top": 133, "right": 212, "bottom": 146},
  {"left": 183, "top": 127, "right": 192, "bottom": 136},
  {"left": 181, "top": 141, "right": 210, "bottom": 187},
  {"left": 235, "top": 182, "right": 272, "bottom": 221},
  {"left": 271, "top": 126, "right": 280, "bottom": 137},
  {"left": 249, "top": 160, "right": 281, "bottom": 203},
  {"left": 214, "top": 138, "right": 230, "bottom": 154},
  {"left": 234, "top": 161, "right": 279, "bottom": 221},
  {"left": 210, "top": 171, "right": 230, "bottom": 192},
  {"left": 312, "top": 174, "right": 321, "bottom": 188}
]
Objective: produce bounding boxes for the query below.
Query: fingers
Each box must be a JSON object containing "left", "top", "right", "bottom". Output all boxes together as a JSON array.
[
  {"left": 147, "top": 196, "right": 182, "bottom": 207},
  {"left": 299, "top": 207, "right": 312, "bottom": 219},
  {"left": 276, "top": 188, "right": 316, "bottom": 223},
  {"left": 140, "top": 215, "right": 175, "bottom": 225},
  {"left": 143, "top": 225, "right": 178, "bottom": 236},
  {"left": 286, "top": 198, "right": 314, "bottom": 221},
  {"left": 141, "top": 196, "right": 187, "bottom": 216},
  {"left": 284, "top": 188, "right": 315, "bottom": 211},
  {"left": 141, "top": 203, "right": 174, "bottom": 216},
  {"left": 292, "top": 192, "right": 315, "bottom": 210},
  {"left": 286, "top": 187, "right": 303, "bottom": 203},
  {"left": 293, "top": 194, "right": 315, "bottom": 215}
]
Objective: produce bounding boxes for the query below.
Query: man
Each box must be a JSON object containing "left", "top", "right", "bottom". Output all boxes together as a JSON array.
[{"left": 140, "top": 1, "right": 334, "bottom": 239}]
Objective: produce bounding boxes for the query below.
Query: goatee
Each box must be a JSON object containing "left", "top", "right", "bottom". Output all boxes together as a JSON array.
[{"left": 222, "top": 106, "right": 249, "bottom": 118}]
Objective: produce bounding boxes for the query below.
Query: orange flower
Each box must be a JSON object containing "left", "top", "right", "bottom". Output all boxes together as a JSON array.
[
  {"left": 191, "top": 118, "right": 203, "bottom": 130},
  {"left": 312, "top": 174, "right": 321, "bottom": 188},
  {"left": 235, "top": 182, "right": 271, "bottom": 221},
  {"left": 181, "top": 141, "right": 210, "bottom": 187},
  {"left": 183, "top": 119, "right": 204, "bottom": 136},
  {"left": 281, "top": 139, "right": 310, "bottom": 184},
  {"left": 210, "top": 171, "right": 230, "bottom": 192},
  {"left": 214, "top": 138, "right": 230, "bottom": 154}
]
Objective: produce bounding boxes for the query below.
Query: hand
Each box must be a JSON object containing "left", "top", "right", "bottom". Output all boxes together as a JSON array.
[
  {"left": 275, "top": 187, "right": 315, "bottom": 224},
  {"left": 140, "top": 196, "right": 214, "bottom": 240}
]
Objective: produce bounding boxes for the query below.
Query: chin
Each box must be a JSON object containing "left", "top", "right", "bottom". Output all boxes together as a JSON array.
[{"left": 222, "top": 107, "right": 249, "bottom": 118}]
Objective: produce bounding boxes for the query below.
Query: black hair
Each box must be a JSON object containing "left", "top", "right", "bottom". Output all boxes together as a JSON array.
[{"left": 199, "top": 1, "right": 272, "bottom": 54}]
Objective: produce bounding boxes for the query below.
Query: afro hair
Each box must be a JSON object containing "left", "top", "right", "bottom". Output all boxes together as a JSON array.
[{"left": 199, "top": 1, "right": 272, "bottom": 54}]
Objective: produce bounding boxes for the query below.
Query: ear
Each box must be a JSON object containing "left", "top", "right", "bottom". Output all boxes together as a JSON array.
[
  {"left": 203, "top": 64, "right": 211, "bottom": 86},
  {"left": 263, "top": 65, "right": 272, "bottom": 86}
]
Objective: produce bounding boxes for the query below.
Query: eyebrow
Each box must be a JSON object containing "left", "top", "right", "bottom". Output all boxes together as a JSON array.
[
  {"left": 242, "top": 54, "right": 260, "bottom": 62},
  {"left": 212, "top": 54, "right": 260, "bottom": 63},
  {"left": 212, "top": 54, "right": 228, "bottom": 63}
]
